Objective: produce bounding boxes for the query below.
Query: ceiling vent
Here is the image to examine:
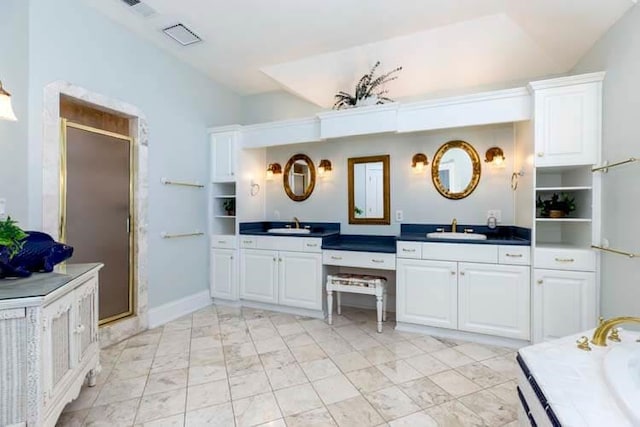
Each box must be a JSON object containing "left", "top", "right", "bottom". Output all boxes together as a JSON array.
[
  {"left": 120, "top": 0, "right": 156, "bottom": 18},
  {"left": 162, "top": 24, "right": 202, "bottom": 46}
]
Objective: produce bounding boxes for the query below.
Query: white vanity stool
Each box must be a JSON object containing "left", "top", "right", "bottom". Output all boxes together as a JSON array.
[{"left": 326, "top": 273, "right": 387, "bottom": 332}]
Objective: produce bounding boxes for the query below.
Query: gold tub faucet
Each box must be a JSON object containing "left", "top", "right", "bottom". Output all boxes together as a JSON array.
[{"left": 591, "top": 316, "right": 640, "bottom": 346}]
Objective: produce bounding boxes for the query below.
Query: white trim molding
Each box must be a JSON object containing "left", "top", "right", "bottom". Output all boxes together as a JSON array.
[
  {"left": 42, "top": 81, "right": 149, "bottom": 347},
  {"left": 148, "top": 290, "right": 212, "bottom": 329}
]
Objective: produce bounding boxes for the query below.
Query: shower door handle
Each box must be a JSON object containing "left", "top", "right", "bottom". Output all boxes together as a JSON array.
[{"left": 126, "top": 216, "right": 131, "bottom": 234}]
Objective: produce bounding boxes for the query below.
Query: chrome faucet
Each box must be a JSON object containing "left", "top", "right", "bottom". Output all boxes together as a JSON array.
[
  {"left": 451, "top": 218, "right": 457, "bottom": 233},
  {"left": 293, "top": 217, "right": 301, "bottom": 229}
]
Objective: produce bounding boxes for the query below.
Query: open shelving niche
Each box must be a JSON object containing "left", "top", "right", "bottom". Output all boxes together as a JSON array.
[
  {"left": 534, "top": 165, "right": 597, "bottom": 249},
  {"left": 211, "top": 182, "right": 236, "bottom": 235}
]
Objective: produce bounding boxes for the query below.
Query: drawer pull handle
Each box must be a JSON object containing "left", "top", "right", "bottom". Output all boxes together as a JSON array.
[
  {"left": 460, "top": 272, "right": 465, "bottom": 276},
  {"left": 506, "top": 253, "right": 523, "bottom": 258},
  {"left": 331, "top": 256, "right": 342, "bottom": 260},
  {"left": 217, "top": 240, "right": 226, "bottom": 244},
  {"left": 402, "top": 248, "right": 416, "bottom": 252},
  {"left": 555, "top": 258, "right": 575, "bottom": 263},
  {"left": 279, "top": 258, "right": 282, "bottom": 262},
  {"left": 537, "top": 152, "right": 544, "bottom": 157},
  {"left": 306, "top": 243, "right": 318, "bottom": 247},
  {"left": 451, "top": 271, "right": 456, "bottom": 275},
  {"left": 371, "top": 259, "right": 384, "bottom": 263},
  {"left": 537, "top": 280, "right": 544, "bottom": 285},
  {"left": 243, "top": 240, "right": 253, "bottom": 244}
]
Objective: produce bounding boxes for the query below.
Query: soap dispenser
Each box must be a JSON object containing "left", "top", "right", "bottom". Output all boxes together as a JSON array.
[{"left": 487, "top": 215, "right": 498, "bottom": 230}]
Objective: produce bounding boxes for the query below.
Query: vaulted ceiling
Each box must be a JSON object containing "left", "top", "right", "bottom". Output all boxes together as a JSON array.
[{"left": 87, "top": 0, "right": 635, "bottom": 107}]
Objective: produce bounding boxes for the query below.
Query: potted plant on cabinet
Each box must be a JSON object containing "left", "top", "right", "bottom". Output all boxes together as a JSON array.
[{"left": 0, "top": 217, "right": 28, "bottom": 277}]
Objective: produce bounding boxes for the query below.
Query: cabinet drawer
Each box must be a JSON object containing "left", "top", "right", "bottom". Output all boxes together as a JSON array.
[
  {"left": 301, "top": 238, "right": 322, "bottom": 253},
  {"left": 212, "top": 234, "right": 237, "bottom": 249},
  {"left": 323, "top": 250, "right": 396, "bottom": 270},
  {"left": 422, "top": 243, "right": 498, "bottom": 263},
  {"left": 239, "top": 236, "right": 257, "bottom": 248},
  {"left": 397, "top": 241, "right": 421, "bottom": 259},
  {"left": 498, "top": 246, "right": 531, "bottom": 265},
  {"left": 535, "top": 247, "right": 595, "bottom": 271}
]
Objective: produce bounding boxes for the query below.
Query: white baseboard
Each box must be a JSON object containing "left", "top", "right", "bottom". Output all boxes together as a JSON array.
[
  {"left": 395, "top": 322, "right": 530, "bottom": 349},
  {"left": 148, "top": 290, "right": 212, "bottom": 328}
]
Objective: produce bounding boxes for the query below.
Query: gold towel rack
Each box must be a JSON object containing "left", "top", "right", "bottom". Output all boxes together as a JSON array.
[
  {"left": 161, "top": 177, "right": 204, "bottom": 188},
  {"left": 161, "top": 231, "right": 204, "bottom": 239},
  {"left": 592, "top": 157, "right": 638, "bottom": 173},
  {"left": 591, "top": 245, "right": 639, "bottom": 258}
]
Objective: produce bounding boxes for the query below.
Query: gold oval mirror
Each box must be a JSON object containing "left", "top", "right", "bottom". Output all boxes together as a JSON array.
[
  {"left": 283, "top": 154, "right": 316, "bottom": 201},
  {"left": 431, "top": 140, "right": 481, "bottom": 200}
]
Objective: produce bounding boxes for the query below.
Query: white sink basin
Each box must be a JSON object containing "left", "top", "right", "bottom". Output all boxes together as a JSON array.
[
  {"left": 426, "top": 231, "right": 487, "bottom": 241},
  {"left": 267, "top": 228, "right": 311, "bottom": 234},
  {"left": 603, "top": 343, "right": 640, "bottom": 425}
]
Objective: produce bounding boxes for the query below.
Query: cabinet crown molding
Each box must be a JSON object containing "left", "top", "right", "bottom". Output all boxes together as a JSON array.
[{"left": 528, "top": 72, "right": 606, "bottom": 91}]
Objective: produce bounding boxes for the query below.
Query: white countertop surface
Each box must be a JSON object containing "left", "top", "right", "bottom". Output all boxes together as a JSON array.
[{"left": 519, "top": 329, "right": 639, "bottom": 427}]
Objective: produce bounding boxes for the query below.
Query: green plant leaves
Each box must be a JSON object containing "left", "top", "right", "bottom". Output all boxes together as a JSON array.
[{"left": 0, "top": 216, "right": 28, "bottom": 258}]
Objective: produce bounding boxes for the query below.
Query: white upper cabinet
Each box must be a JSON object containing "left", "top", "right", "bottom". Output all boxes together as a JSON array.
[
  {"left": 529, "top": 73, "right": 604, "bottom": 167},
  {"left": 210, "top": 127, "right": 240, "bottom": 182}
]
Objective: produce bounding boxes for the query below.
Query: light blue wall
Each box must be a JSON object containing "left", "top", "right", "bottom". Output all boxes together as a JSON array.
[
  {"left": 0, "top": 0, "right": 29, "bottom": 225},
  {"left": 16, "top": 0, "right": 242, "bottom": 308},
  {"left": 572, "top": 5, "right": 640, "bottom": 319}
]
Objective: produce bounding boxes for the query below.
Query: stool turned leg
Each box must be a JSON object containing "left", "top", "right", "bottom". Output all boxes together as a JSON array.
[
  {"left": 376, "top": 295, "right": 383, "bottom": 333},
  {"left": 382, "top": 289, "right": 387, "bottom": 322},
  {"left": 337, "top": 291, "right": 342, "bottom": 315},
  {"left": 327, "top": 290, "right": 333, "bottom": 325}
]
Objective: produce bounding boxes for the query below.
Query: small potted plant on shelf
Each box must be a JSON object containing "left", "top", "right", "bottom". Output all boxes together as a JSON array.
[
  {"left": 222, "top": 199, "right": 235, "bottom": 216},
  {"left": 537, "top": 193, "right": 576, "bottom": 218}
]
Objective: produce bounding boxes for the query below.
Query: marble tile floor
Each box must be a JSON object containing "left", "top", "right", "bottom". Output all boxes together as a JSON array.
[{"left": 58, "top": 304, "right": 523, "bottom": 427}]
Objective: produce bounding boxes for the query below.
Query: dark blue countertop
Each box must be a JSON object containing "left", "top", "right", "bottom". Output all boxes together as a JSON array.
[
  {"left": 399, "top": 224, "right": 531, "bottom": 246},
  {"left": 322, "top": 234, "right": 397, "bottom": 253},
  {"left": 239, "top": 221, "right": 340, "bottom": 238}
]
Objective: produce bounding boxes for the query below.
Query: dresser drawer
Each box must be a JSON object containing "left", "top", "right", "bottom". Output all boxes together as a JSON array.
[
  {"left": 239, "top": 236, "right": 257, "bottom": 248},
  {"left": 499, "top": 246, "right": 531, "bottom": 265},
  {"left": 301, "top": 238, "right": 322, "bottom": 253},
  {"left": 422, "top": 243, "right": 498, "bottom": 263},
  {"left": 212, "top": 234, "right": 236, "bottom": 249},
  {"left": 323, "top": 250, "right": 396, "bottom": 270},
  {"left": 535, "top": 247, "right": 596, "bottom": 271},
  {"left": 397, "top": 241, "right": 422, "bottom": 259}
]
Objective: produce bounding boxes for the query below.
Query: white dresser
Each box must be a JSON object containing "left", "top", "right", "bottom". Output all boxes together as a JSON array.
[{"left": 0, "top": 263, "right": 102, "bottom": 427}]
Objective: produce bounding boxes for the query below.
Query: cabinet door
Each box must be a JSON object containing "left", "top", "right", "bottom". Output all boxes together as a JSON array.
[
  {"left": 75, "top": 275, "right": 99, "bottom": 365},
  {"left": 458, "top": 263, "right": 530, "bottom": 340},
  {"left": 278, "top": 251, "right": 322, "bottom": 310},
  {"left": 240, "top": 249, "right": 278, "bottom": 303},
  {"left": 211, "top": 132, "right": 236, "bottom": 182},
  {"left": 396, "top": 259, "right": 458, "bottom": 329},
  {"left": 533, "top": 269, "right": 596, "bottom": 343},
  {"left": 534, "top": 82, "right": 600, "bottom": 167},
  {"left": 42, "top": 291, "right": 76, "bottom": 408},
  {"left": 211, "top": 248, "right": 237, "bottom": 300}
]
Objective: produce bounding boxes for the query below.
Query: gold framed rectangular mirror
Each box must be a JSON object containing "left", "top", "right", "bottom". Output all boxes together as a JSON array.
[{"left": 348, "top": 155, "right": 390, "bottom": 225}]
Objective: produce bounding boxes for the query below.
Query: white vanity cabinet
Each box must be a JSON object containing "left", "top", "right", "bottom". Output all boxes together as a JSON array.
[
  {"left": 397, "top": 242, "right": 531, "bottom": 341},
  {"left": 0, "top": 264, "right": 102, "bottom": 427},
  {"left": 210, "top": 248, "right": 237, "bottom": 300},
  {"left": 209, "top": 127, "right": 239, "bottom": 182},
  {"left": 529, "top": 73, "right": 604, "bottom": 167},
  {"left": 239, "top": 236, "right": 323, "bottom": 311},
  {"left": 458, "top": 262, "right": 530, "bottom": 340},
  {"left": 533, "top": 268, "right": 596, "bottom": 343},
  {"left": 396, "top": 259, "right": 458, "bottom": 329}
]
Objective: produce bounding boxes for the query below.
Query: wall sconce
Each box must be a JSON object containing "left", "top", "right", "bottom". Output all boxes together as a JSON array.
[
  {"left": 0, "top": 81, "right": 17, "bottom": 121},
  {"left": 485, "top": 147, "right": 505, "bottom": 167},
  {"left": 411, "top": 153, "right": 428, "bottom": 172},
  {"left": 266, "top": 163, "right": 282, "bottom": 180},
  {"left": 318, "top": 159, "right": 332, "bottom": 176}
]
